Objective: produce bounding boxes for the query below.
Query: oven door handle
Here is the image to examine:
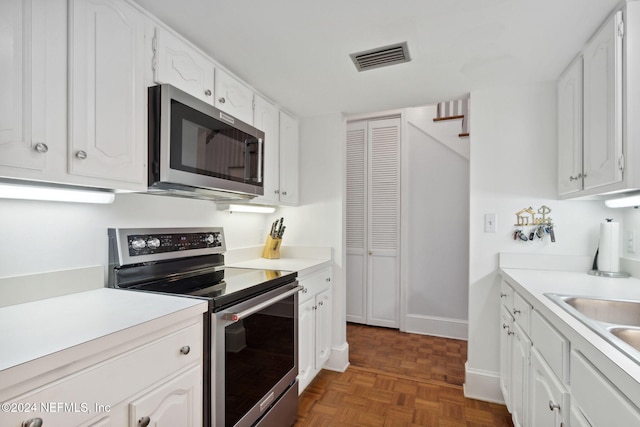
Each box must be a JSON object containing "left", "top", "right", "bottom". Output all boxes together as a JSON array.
[{"left": 224, "top": 285, "right": 303, "bottom": 322}]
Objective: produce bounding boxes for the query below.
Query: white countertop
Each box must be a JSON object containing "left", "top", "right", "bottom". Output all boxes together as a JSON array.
[
  {"left": 227, "top": 257, "right": 331, "bottom": 276},
  {"left": 0, "top": 288, "right": 208, "bottom": 373},
  {"left": 499, "top": 267, "right": 640, "bottom": 398}
]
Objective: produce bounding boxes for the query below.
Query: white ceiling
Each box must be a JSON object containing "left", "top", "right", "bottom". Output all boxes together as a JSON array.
[{"left": 133, "top": 0, "right": 620, "bottom": 117}]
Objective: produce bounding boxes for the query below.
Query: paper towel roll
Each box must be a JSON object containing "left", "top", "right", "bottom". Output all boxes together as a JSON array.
[{"left": 598, "top": 221, "right": 620, "bottom": 272}]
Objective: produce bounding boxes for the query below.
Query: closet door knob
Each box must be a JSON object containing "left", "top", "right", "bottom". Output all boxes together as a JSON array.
[{"left": 34, "top": 143, "right": 48, "bottom": 154}]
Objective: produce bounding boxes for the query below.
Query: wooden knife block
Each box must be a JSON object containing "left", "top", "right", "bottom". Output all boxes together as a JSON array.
[{"left": 262, "top": 235, "right": 282, "bottom": 259}]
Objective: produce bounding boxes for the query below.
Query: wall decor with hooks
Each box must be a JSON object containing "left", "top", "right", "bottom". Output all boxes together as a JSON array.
[{"left": 513, "top": 205, "right": 556, "bottom": 242}]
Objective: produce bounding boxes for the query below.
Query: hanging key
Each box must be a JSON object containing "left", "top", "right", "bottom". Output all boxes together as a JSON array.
[{"left": 549, "top": 225, "right": 556, "bottom": 242}]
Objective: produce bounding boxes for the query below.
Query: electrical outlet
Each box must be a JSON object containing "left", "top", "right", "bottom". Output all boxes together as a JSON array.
[
  {"left": 627, "top": 231, "right": 635, "bottom": 254},
  {"left": 485, "top": 214, "right": 497, "bottom": 233}
]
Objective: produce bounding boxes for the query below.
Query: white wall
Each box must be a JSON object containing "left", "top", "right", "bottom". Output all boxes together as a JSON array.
[
  {"left": 0, "top": 193, "right": 272, "bottom": 279},
  {"left": 465, "top": 82, "right": 613, "bottom": 402},
  {"left": 403, "top": 113, "right": 470, "bottom": 339},
  {"left": 278, "top": 113, "right": 348, "bottom": 369}
]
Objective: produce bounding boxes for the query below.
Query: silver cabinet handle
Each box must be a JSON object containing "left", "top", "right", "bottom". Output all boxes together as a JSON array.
[
  {"left": 218, "top": 97, "right": 226, "bottom": 104},
  {"left": 549, "top": 401, "right": 560, "bottom": 411},
  {"left": 500, "top": 293, "right": 507, "bottom": 298},
  {"left": 569, "top": 175, "right": 579, "bottom": 181},
  {"left": 302, "top": 287, "right": 308, "bottom": 293},
  {"left": 326, "top": 277, "right": 331, "bottom": 282},
  {"left": 180, "top": 345, "right": 190, "bottom": 355},
  {"left": 281, "top": 191, "right": 287, "bottom": 196},
  {"left": 318, "top": 301, "right": 324, "bottom": 306},
  {"left": 204, "top": 89, "right": 212, "bottom": 96},
  {"left": 512, "top": 309, "right": 521, "bottom": 315},
  {"left": 139, "top": 416, "right": 151, "bottom": 427},
  {"left": 502, "top": 323, "right": 509, "bottom": 329},
  {"left": 34, "top": 143, "right": 48, "bottom": 154},
  {"left": 22, "top": 419, "right": 43, "bottom": 427},
  {"left": 274, "top": 189, "right": 280, "bottom": 194},
  {"left": 75, "top": 150, "right": 88, "bottom": 160},
  {"left": 507, "top": 330, "right": 515, "bottom": 336}
]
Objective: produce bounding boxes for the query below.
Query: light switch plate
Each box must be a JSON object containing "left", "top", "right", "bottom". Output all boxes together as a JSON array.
[{"left": 485, "top": 214, "right": 497, "bottom": 233}]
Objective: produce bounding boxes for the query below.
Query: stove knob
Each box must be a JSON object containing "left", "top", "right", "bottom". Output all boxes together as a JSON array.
[
  {"left": 147, "top": 237, "right": 161, "bottom": 249},
  {"left": 206, "top": 234, "right": 216, "bottom": 245},
  {"left": 131, "top": 238, "right": 146, "bottom": 250}
]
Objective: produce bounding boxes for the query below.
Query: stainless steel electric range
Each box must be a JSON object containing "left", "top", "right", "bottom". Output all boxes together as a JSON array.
[{"left": 107, "top": 227, "right": 300, "bottom": 427}]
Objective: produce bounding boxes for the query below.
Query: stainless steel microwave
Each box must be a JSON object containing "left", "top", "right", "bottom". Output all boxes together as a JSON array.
[{"left": 148, "top": 84, "right": 264, "bottom": 200}]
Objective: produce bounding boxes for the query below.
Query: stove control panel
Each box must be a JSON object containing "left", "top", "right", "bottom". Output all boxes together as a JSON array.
[{"left": 127, "top": 231, "right": 223, "bottom": 256}]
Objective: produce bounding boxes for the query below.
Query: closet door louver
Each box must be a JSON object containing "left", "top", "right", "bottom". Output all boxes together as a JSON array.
[{"left": 346, "top": 121, "right": 367, "bottom": 324}]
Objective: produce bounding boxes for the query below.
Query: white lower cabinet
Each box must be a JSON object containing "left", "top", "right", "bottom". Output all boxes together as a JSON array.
[
  {"left": 571, "top": 349, "right": 640, "bottom": 427},
  {"left": 529, "top": 348, "right": 568, "bottom": 427},
  {"left": 0, "top": 317, "right": 203, "bottom": 427},
  {"left": 298, "top": 267, "right": 332, "bottom": 393}
]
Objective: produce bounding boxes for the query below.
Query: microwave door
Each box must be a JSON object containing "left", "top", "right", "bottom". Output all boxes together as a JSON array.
[{"left": 244, "top": 138, "right": 263, "bottom": 183}]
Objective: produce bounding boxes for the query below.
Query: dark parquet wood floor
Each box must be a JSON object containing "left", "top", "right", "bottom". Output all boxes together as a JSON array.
[{"left": 295, "top": 323, "right": 513, "bottom": 427}]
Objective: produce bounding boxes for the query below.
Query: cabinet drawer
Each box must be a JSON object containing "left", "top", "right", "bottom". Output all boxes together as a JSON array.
[
  {"left": 500, "top": 281, "right": 514, "bottom": 310},
  {"left": 512, "top": 292, "right": 531, "bottom": 335},
  {"left": 298, "top": 267, "right": 332, "bottom": 303},
  {"left": 1, "top": 322, "right": 202, "bottom": 426},
  {"left": 571, "top": 349, "right": 640, "bottom": 427},
  {"left": 531, "top": 310, "right": 569, "bottom": 383}
]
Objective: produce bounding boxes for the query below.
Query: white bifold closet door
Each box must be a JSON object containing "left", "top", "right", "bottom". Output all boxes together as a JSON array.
[{"left": 346, "top": 117, "right": 400, "bottom": 328}]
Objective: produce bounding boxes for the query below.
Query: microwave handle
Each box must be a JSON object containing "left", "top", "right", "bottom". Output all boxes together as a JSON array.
[
  {"left": 257, "top": 137, "right": 263, "bottom": 183},
  {"left": 224, "top": 285, "right": 302, "bottom": 322}
]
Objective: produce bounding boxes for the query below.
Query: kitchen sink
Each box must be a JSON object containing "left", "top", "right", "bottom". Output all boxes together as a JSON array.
[
  {"left": 546, "top": 293, "right": 640, "bottom": 365},
  {"left": 561, "top": 296, "right": 640, "bottom": 327}
]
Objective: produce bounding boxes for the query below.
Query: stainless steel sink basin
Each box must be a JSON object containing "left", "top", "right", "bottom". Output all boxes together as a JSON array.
[
  {"left": 561, "top": 296, "right": 640, "bottom": 327},
  {"left": 546, "top": 293, "right": 640, "bottom": 365},
  {"left": 609, "top": 327, "right": 640, "bottom": 352}
]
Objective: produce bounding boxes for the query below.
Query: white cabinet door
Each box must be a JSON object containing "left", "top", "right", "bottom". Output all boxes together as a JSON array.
[
  {"left": 583, "top": 11, "right": 623, "bottom": 190},
  {"left": 510, "top": 322, "right": 530, "bottom": 427},
  {"left": 557, "top": 55, "right": 583, "bottom": 195},
  {"left": 298, "top": 298, "right": 316, "bottom": 393},
  {"left": 253, "top": 95, "right": 280, "bottom": 203},
  {"left": 0, "top": 0, "right": 65, "bottom": 178},
  {"left": 278, "top": 111, "right": 300, "bottom": 205},
  {"left": 68, "top": 0, "right": 147, "bottom": 190},
  {"left": 129, "top": 366, "right": 202, "bottom": 427},
  {"left": 214, "top": 68, "right": 254, "bottom": 125},
  {"left": 315, "top": 287, "right": 333, "bottom": 368},
  {"left": 153, "top": 27, "right": 215, "bottom": 104},
  {"left": 529, "top": 348, "right": 568, "bottom": 427},
  {"left": 499, "top": 305, "right": 514, "bottom": 412}
]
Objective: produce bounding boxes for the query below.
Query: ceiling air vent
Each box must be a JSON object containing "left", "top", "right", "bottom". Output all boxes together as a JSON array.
[{"left": 350, "top": 42, "right": 411, "bottom": 72}]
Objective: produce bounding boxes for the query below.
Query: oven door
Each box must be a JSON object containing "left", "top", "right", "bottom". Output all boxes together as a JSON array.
[{"left": 213, "top": 282, "right": 301, "bottom": 427}]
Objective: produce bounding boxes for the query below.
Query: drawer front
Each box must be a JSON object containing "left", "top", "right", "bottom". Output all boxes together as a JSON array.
[
  {"left": 1, "top": 321, "right": 202, "bottom": 426},
  {"left": 298, "top": 267, "right": 331, "bottom": 303},
  {"left": 512, "top": 292, "right": 531, "bottom": 335},
  {"left": 571, "top": 349, "right": 640, "bottom": 427},
  {"left": 500, "top": 281, "right": 514, "bottom": 310},
  {"left": 531, "top": 310, "right": 569, "bottom": 382}
]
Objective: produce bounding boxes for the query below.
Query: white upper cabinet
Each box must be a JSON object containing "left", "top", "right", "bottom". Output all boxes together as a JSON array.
[
  {"left": 583, "top": 10, "right": 623, "bottom": 191},
  {"left": 557, "top": 56, "right": 583, "bottom": 196},
  {"left": 68, "top": 0, "right": 147, "bottom": 189},
  {"left": 0, "top": 0, "right": 66, "bottom": 179},
  {"left": 152, "top": 26, "right": 215, "bottom": 104},
  {"left": 278, "top": 111, "right": 300, "bottom": 205},
  {"left": 253, "top": 95, "right": 281, "bottom": 203},
  {"left": 214, "top": 68, "right": 255, "bottom": 125}
]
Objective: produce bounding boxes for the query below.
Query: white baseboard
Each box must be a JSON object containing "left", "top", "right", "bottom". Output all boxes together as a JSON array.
[
  {"left": 323, "top": 341, "right": 350, "bottom": 372},
  {"left": 404, "top": 314, "right": 468, "bottom": 340},
  {"left": 463, "top": 362, "right": 505, "bottom": 404}
]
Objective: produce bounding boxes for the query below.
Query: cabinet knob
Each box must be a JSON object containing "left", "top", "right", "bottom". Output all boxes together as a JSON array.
[
  {"left": 22, "top": 419, "right": 43, "bottom": 427},
  {"left": 274, "top": 190, "right": 280, "bottom": 194},
  {"left": 500, "top": 293, "right": 507, "bottom": 298},
  {"left": 548, "top": 401, "right": 560, "bottom": 411},
  {"left": 326, "top": 277, "right": 331, "bottom": 282},
  {"left": 204, "top": 89, "right": 212, "bottom": 96},
  {"left": 318, "top": 301, "right": 324, "bottom": 306},
  {"left": 34, "top": 143, "right": 48, "bottom": 154},
  {"left": 281, "top": 191, "right": 287, "bottom": 196},
  {"left": 302, "top": 287, "right": 308, "bottom": 293},
  {"left": 512, "top": 309, "right": 521, "bottom": 315},
  {"left": 180, "top": 345, "right": 191, "bottom": 355},
  {"left": 139, "top": 416, "right": 151, "bottom": 427},
  {"left": 218, "top": 97, "right": 226, "bottom": 104},
  {"left": 75, "top": 150, "right": 88, "bottom": 160}
]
